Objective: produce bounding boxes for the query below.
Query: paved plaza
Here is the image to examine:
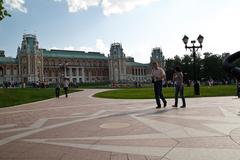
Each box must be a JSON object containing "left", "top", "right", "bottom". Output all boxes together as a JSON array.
[{"left": 0, "top": 89, "right": 240, "bottom": 160}]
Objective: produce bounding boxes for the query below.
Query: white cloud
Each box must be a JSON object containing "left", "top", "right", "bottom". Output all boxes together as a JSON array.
[
  {"left": 79, "top": 46, "right": 94, "bottom": 52},
  {"left": 66, "top": 0, "right": 101, "bottom": 12},
  {"left": 50, "top": 46, "right": 60, "bottom": 50},
  {"left": 63, "top": 46, "right": 75, "bottom": 50},
  {"left": 5, "top": 0, "right": 27, "bottom": 13},
  {"left": 50, "top": 46, "right": 75, "bottom": 50},
  {"left": 52, "top": 0, "right": 158, "bottom": 15},
  {"left": 49, "top": 39, "right": 108, "bottom": 54},
  {"left": 102, "top": 0, "right": 158, "bottom": 16},
  {"left": 96, "top": 39, "right": 108, "bottom": 54}
]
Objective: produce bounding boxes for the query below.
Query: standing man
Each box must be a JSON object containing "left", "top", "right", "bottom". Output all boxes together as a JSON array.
[
  {"left": 152, "top": 62, "right": 167, "bottom": 109},
  {"left": 172, "top": 66, "right": 186, "bottom": 108},
  {"left": 64, "top": 78, "right": 69, "bottom": 98},
  {"left": 55, "top": 79, "right": 61, "bottom": 98}
]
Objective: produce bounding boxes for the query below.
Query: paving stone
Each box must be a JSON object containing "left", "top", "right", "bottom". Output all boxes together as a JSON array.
[{"left": 0, "top": 89, "right": 240, "bottom": 159}]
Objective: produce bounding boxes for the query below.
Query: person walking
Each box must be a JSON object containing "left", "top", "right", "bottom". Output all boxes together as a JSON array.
[
  {"left": 152, "top": 61, "right": 167, "bottom": 109},
  {"left": 172, "top": 66, "right": 186, "bottom": 108},
  {"left": 55, "top": 79, "right": 61, "bottom": 98},
  {"left": 64, "top": 78, "right": 69, "bottom": 98}
]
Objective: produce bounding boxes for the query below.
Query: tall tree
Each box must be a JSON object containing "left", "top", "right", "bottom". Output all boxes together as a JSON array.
[
  {"left": 173, "top": 55, "right": 181, "bottom": 66},
  {"left": 0, "top": 0, "right": 11, "bottom": 21},
  {"left": 166, "top": 52, "right": 234, "bottom": 84},
  {"left": 181, "top": 54, "right": 193, "bottom": 80},
  {"left": 165, "top": 58, "right": 175, "bottom": 80},
  {"left": 201, "top": 53, "right": 225, "bottom": 81}
]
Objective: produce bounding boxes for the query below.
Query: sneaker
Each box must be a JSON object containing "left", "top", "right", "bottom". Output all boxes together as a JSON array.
[
  {"left": 164, "top": 101, "right": 167, "bottom": 108},
  {"left": 172, "top": 105, "right": 177, "bottom": 107},
  {"left": 156, "top": 106, "right": 161, "bottom": 109},
  {"left": 180, "top": 105, "right": 186, "bottom": 108}
]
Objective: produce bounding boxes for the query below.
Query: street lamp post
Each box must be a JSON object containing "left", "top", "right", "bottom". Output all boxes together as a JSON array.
[{"left": 182, "top": 34, "right": 204, "bottom": 96}]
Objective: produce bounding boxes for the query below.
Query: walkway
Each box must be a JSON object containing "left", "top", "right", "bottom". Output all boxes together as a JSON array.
[{"left": 0, "top": 89, "right": 240, "bottom": 160}]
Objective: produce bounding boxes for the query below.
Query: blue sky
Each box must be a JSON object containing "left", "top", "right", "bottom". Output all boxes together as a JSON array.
[{"left": 1, "top": 0, "right": 240, "bottom": 63}]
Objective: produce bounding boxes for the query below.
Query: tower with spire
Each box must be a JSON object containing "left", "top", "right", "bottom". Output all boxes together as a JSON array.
[
  {"left": 108, "top": 43, "right": 127, "bottom": 83},
  {"left": 150, "top": 47, "right": 165, "bottom": 67},
  {"left": 17, "top": 34, "right": 43, "bottom": 83}
]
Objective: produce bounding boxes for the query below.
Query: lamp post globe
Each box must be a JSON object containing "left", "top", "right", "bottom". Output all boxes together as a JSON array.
[
  {"left": 197, "top": 34, "right": 204, "bottom": 44},
  {"left": 182, "top": 35, "right": 189, "bottom": 45}
]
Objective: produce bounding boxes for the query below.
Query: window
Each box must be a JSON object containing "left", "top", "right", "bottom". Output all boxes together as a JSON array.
[
  {"left": 79, "top": 68, "right": 82, "bottom": 76},
  {"left": 66, "top": 68, "right": 70, "bottom": 76},
  {"left": 72, "top": 68, "right": 76, "bottom": 76},
  {"left": 22, "top": 57, "right": 26, "bottom": 63},
  {"left": 6, "top": 68, "right": 11, "bottom": 75},
  {"left": 13, "top": 68, "right": 18, "bottom": 75}
]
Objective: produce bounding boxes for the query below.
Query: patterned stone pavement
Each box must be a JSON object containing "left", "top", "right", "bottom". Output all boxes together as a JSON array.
[{"left": 0, "top": 89, "right": 240, "bottom": 160}]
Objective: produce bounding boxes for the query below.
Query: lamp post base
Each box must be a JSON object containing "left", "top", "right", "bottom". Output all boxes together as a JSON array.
[{"left": 194, "top": 81, "right": 200, "bottom": 96}]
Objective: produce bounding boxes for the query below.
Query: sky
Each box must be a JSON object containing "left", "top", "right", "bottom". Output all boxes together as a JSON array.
[{"left": 1, "top": 0, "right": 240, "bottom": 63}]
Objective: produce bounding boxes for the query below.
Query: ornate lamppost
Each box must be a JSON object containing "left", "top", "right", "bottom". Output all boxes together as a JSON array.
[{"left": 182, "top": 34, "right": 204, "bottom": 95}]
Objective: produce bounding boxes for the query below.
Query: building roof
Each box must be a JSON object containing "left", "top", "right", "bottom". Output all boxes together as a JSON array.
[
  {"left": 42, "top": 49, "right": 108, "bottom": 60},
  {"left": 126, "top": 62, "right": 149, "bottom": 67},
  {"left": 0, "top": 57, "right": 17, "bottom": 64}
]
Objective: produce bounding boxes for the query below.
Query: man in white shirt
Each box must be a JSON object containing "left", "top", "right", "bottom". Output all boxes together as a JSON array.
[{"left": 152, "top": 62, "right": 167, "bottom": 109}]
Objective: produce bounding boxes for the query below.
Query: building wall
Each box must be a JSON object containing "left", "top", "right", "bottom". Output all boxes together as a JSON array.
[
  {"left": 0, "top": 64, "right": 19, "bottom": 83},
  {"left": 125, "top": 66, "right": 152, "bottom": 83},
  {"left": 108, "top": 43, "right": 127, "bottom": 82},
  {"left": 0, "top": 34, "right": 165, "bottom": 85},
  {"left": 43, "top": 57, "right": 109, "bottom": 83}
]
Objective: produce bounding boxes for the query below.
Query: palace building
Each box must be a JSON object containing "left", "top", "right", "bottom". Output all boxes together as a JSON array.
[{"left": 0, "top": 34, "right": 165, "bottom": 85}]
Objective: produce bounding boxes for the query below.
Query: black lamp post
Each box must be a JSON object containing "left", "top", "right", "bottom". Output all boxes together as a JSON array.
[{"left": 182, "top": 34, "right": 204, "bottom": 95}]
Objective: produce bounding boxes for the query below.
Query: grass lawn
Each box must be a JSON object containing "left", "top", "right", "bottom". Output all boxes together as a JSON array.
[
  {"left": 0, "top": 88, "right": 81, "bottom": 108},
  {"left": 94, "top": 85, "right": 238, "bottom": 99}
]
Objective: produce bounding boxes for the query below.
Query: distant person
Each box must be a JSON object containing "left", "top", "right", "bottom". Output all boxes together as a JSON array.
[
  {"left": 134, "top": 81, "right": 138, "bottom": 88},
  {"left": 64, "top": 78, "right": 69, "bottom": 98},
  {"left": 138, "top": 82, "right": 141, "bottom": 88},
  {"left": 208, "top": 80, "right": 212, "bottom": 87},
  {"left": 151, "top": 62, "right": 167, "bottom": 109},
  {"left": 55, "top": 79, "right": 60, "bottom": 98},
  {"left": 172, "top": 66, "right": 186, "bottom": 108}
]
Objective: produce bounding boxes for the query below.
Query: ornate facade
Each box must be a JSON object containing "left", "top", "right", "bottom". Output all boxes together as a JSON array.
[
  {"left": 0, "top": 34, "right": 165, "bottom": 85},
  {"left": 150, "top": 47, "right": 165, "bottom": 67}
]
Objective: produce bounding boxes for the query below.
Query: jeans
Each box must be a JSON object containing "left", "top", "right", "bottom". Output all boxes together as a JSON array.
[
  {"left": 64, "top": 87, "right": 68, "bottom": 97},
  {"left": 55, "top": 88, "right": 60, "bottom": 98},
  {"left": 174, "top": 84, "right": 186, "bottom": 106},
  {"left": 154, "top": 81, "right": 166, "bottom": 106}
]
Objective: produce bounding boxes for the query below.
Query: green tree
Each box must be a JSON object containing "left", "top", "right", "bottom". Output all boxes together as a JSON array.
[
  {"left": 165, "top": 55, "right": 182, "bottom": 81},
  {"left": 166, "top": 52, "right": 235, "bottom": 85},
  {"left": 201, "top": 53, "right": 225, "bottom": 81},
  {"left": 0, "top": 0, "right": 11, "bottom": 21},
  {"left": 165, "top": 58, "right": 175, "bottom": 80},
  {"left": 181, "top": 54, "right": 193, "bottom": 80},
  {"left": 173, "top": 55, "right": 181, "bottom": 66}
]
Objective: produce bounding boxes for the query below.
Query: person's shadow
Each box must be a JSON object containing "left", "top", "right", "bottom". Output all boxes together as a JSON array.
[
  {"left": 135, "top": 108, "right": 175, "bottom": 117},
  {"left": 99, "top": 108, "right": 175, "bottom": 119}
]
